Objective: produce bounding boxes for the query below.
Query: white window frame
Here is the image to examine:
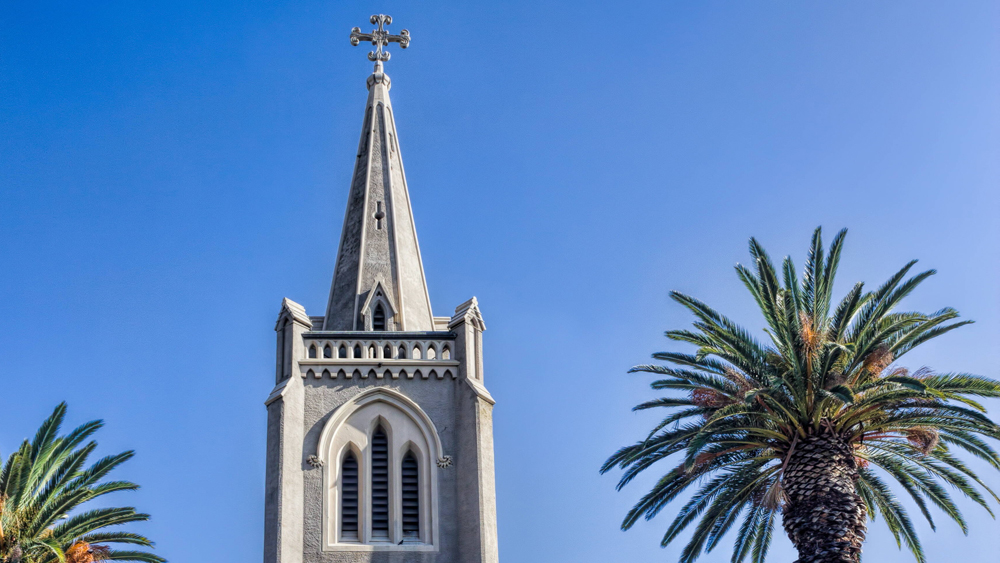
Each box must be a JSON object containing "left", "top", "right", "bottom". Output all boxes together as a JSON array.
[{"left": 318, "top": 388, "right": 441, "bottom": 552}]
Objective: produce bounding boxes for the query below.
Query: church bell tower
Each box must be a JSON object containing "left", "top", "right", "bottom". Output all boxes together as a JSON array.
[{"left": 263, "top": 15, "right": 499, "bottom": 563}]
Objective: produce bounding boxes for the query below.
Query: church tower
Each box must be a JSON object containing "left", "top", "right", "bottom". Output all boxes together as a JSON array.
[{"left": 263, "top": 16, "right": 499, "bottom": 563}]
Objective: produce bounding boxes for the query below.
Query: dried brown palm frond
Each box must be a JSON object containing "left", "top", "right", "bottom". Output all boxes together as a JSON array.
[
  {"left": 690, "top": 388, "right": 733, "bottom": 409},
  {"left": 66, "top": 541, "right": 112, "bottom": 563},
  {"left": 864, "top": 345, "right": 894, "bottom": 376},
  {"left": 724, "top": 367, "right": 754, "bottom": 393},
  {"left": 761, "top": 478, "right": 787, "bottom": 510},
  {"left": 825, "top": 371, "right": 848, "bottom": 389},
  {"left": 906, "top": 427, "right": 940, "bottom": 455}
]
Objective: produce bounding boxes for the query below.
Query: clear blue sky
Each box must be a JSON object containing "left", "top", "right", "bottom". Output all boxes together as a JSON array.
[{"left": 2, "top": 2, "right": 998, "bottom": 562}]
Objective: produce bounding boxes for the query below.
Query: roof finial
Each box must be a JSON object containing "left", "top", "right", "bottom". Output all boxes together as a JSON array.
[{"left": 350, "top": 14, "right": 410, "bottom": 72}]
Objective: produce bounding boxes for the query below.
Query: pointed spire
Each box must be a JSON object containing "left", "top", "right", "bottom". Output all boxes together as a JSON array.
[{"left": 323, "top": 62, "right": 434, "bottom": 331}]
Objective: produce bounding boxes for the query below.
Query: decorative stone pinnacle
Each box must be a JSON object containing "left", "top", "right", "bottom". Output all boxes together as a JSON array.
[{"left": 350, "top": 14, "right": 410, "bottom": 69}]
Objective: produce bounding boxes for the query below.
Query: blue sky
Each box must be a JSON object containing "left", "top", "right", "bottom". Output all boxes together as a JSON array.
[{"left": 2, "top": 2, "right": 998, "bottom": 562}]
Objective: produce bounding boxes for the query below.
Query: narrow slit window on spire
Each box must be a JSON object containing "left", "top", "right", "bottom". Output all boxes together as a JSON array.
[{"left": 373, "top": 304, "right": 386, "bottom": 331}]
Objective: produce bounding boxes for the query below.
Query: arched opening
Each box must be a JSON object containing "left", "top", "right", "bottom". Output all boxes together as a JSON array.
[
  {"left": 321, "top": 369, "right": 330, "bottom": 379},
  {"left": 397, "top": 345, "right": 407, "bottom": 359},
  {"left": 426, "top": 345, "right": 437, "bottom": 360},
  {"left": 371, "top": 427, "right": 390, "bottom": 539},
  {"left": 319, "top": 389, "right": 442, "bottom": 549},
  {"left": 368, "top": 345, "right": 376, "bottom": 359},
  {"left": 341, "top": 451, "right": 359, "bottom": 541},
  {"left": 373, "top": 304, "right": 386, "bottom": 331},
  {"left": 324, "top": 345, "right": 332, "bottom": 359},
  {"left": 383, "top": 344, "right": 392, "bottom": 359},
  {"left": 308, "top": 345, "right": 317, "bottom": 359},
  {"left": 353, "top": 345, "right": 362, "bottom": 359},
  {"left": 401, "top": 451, "right": 420, "bottom": 538},
  {"left": 442, "top": 346, "right": 451, "bottom": 360},
  {"left": 339, "top": 345, "right": 347, "bottom": 358},
  {"left": 306, "top": 369, "right": 315, "bottom": 379},
  {"left": 412, "top": 345, "right": 422, "bottom": 360}
]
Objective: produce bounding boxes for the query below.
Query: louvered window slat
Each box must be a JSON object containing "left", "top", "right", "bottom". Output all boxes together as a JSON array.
[
  {"left": 371, "top": 428, "right": 390, "bottom": 538},
  {"left": 401, "top": 452, "right": 420, "bottom": 537},
  {"left": 373, "top": 304, "right": 386, "bottom": 331},
  {"left": 341, "top": 453, "right": 359, "bottom": 540}
]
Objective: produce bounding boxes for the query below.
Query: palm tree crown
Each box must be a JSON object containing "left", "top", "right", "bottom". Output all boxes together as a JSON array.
[
  {"left": 602, "top": 228, "right": 1000, "bottom": 563},
  {"left": 0, "top": 403, "right": 165, "bottom": 563}
]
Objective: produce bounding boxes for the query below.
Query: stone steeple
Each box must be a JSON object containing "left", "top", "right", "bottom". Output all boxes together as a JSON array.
[
  {"left": 323, "top": 61, "right": 434, "bottom": 331},
  {"left": 264, "top": 18, "right": 499, "bottom": 562}
]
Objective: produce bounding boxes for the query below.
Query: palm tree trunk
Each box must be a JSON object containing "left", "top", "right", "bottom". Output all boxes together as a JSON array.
[{"left": 782, "top": 428, "right": 867, "bottom": 563}]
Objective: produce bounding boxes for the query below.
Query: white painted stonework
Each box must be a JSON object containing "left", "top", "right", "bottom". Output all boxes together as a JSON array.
[{"left": 263, "top": 64, "right": 500, "bottom": 563}]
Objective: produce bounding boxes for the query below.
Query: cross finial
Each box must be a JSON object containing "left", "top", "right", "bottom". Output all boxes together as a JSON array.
[{"left": 350, "top": 15, "right": 410, "bottom": 69}]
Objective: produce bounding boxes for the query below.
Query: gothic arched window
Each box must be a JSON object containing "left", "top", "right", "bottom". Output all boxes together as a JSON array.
[
  {"left": 371, "top": 427, "right": 390, "bottom": 539},
  {"left": 373, "top": 304, "right": 386, "bottom": 331},
  {"left": 339, "top": 345, "right": 347, "bottom": 358},
  {"left": 324, "top": 345, "right": 333, "bottom": 359},
  {"left": 401, "top": 451, "right": 420, "bottom": 538},
  {"left": 353, "top": 345, "right": 362, "bottom": 359},
  {"left": 341, "top": 452, "right": 359, "bottom": 541},
  {"left": 308, "top": 345, "right": 317, "bottom": 358},
  {"left": 321, "top": 390, "right": 440, "bottom": 549}
]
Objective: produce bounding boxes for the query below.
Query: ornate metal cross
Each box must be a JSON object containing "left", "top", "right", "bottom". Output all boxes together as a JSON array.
[{"left": 349, "top": 14, "right": 410, "bottom": 63}]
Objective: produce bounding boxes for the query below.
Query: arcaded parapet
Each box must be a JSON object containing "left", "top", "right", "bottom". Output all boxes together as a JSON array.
[{"left": 263, "top": 17, "right": 498, "bottom": 563}]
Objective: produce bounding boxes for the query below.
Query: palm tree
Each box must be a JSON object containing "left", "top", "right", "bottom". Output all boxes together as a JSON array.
[
  {"left": 0, "top": 403, "right": 165, "bottom": 563},
  {"left": 601, "top": 228, "right": 1000, "bottom": 563}
]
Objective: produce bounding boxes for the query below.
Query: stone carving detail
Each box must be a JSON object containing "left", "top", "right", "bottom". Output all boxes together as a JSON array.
[
  {"left": 307, "top": 455, "right": 324, "bottom": 468},
  {"left": 436, "top": 455, "right": 453, "bottom": 469}
]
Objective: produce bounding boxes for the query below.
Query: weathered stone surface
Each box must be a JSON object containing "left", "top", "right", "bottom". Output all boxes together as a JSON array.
[{"left": 264, "top": 65, "right": 498, "bottom": 563}]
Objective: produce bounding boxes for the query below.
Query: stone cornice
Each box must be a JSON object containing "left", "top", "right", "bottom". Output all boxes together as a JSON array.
[{"left": 302, "top": 331, "right": 455, "bottom": 340}]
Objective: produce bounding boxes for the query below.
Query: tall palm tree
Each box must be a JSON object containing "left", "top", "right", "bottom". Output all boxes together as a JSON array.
[
  {"left": 602, "top": 228, "right": 1000, "bottom": 563},
  {"left": 0, "top": 403, "right": 165, "bottom": 563}
]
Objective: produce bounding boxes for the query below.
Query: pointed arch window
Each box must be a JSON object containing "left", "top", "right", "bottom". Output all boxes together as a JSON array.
[
  {"left": 401, "top": 451, "right": 419, "bottom": 538},
  {"left": 322, "top": 392, "right": 439, "bottom": 549},
  {"left": 341, "top": 452, "right": 359, "bottom": 541},
  {"left": 371, "top": 427, "right": 390, "bottom": 539},
  {"left": 373, "top": 304, "right": 386, "bottom": 331},
  {"left": 339, "top": 345, "right": 347, "bottom": 358}
]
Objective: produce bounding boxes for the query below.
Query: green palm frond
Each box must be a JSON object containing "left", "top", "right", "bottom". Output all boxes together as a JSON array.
[
  {"left": 0, "top": 403, "right": 165, "bottom": 563},
  {"left": 602, "top": 228, "right": 1000, "bottom": 563}
]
